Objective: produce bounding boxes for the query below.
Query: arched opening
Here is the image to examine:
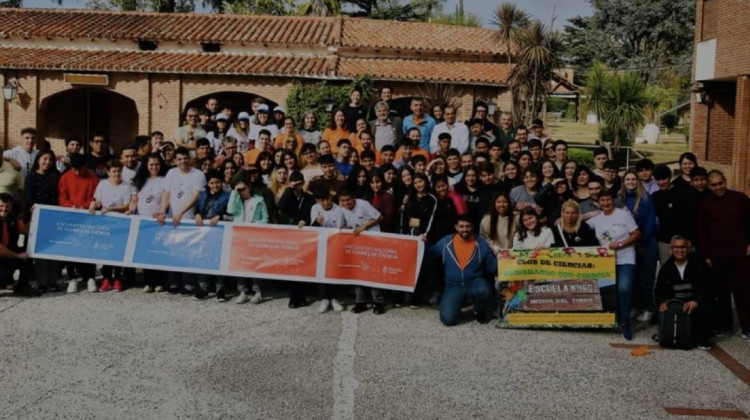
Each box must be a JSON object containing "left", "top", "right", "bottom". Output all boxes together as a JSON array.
[
  {"left": 182, "top": 91, "right": 279, "bottom": 122},
  {"left": 38, "top": 88, "right": 138, "bottom": 155}
]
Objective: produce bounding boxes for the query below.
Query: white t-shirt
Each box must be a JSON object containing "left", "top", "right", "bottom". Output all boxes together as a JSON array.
[
  {"left": 586, "top": 208, "right": 639, "bottom": 265},
  {"left": 429, "top": 121, "right": 470, "bottom": 154},
  {"left": 343, "top": 199, "right": 381, "bottom": 232},
  {"left": 135, "top": 176, "right": 166, "bottom": 218},
  {"left": 122, "top": 166, "right": 137, "bottom": 186},
  {"left": 310, "top": 203, "right": 347, "bottom": 229},
  {"left": 3, "top": 146, "right": 38, "bottom": 179},
  {"left": 164, "top": 167, "right": 206, "bottom": 219},
  {"left": 94, "top": 180, "right": 134, "bottom": 208},
  {"left": 512, "top": 226, "right": 554, "bottom": 249}
]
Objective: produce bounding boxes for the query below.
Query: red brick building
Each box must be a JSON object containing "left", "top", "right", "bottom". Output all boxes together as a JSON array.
[
  {"left": 692, "top": 0, "right": 750, "bottom": 192},
  {"left": 0, "top": 8, "right": 512, "bottom": 154}
]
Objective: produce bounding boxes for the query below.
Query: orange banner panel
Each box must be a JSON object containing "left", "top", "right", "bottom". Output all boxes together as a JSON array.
[
  {"left": 229, "top": 226, "right": 318, "bottom": 277},
  {"left": 324, "top": 232, "right": 419, "bottom": 288}
]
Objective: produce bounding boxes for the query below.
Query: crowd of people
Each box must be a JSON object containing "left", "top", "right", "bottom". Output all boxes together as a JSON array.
[{"left": 1, "top": 86, "right": 749, "bottom": 346}]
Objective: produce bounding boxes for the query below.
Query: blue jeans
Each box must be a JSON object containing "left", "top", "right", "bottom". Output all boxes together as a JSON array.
[
  {"left": 616, "top": 264, "right": 635, "bottom": 325},
  {"left": 439, "top": 277, "right": 492, "bottom": 326}
]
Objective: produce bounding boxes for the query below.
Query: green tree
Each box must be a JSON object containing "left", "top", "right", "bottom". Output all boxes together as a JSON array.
[
  {"left": 492, "top": 3, "right": 530, "bottom": 123},
  {"left": 431, "top": 0, "right": 481, "bottom": 27},
  {"left": 583, "top": 61, "right": 608, "bottom": 132},
  {"left": 562, "top": 0, "right": 695, "bottom": 84},
  {"left": 286, "top": 77, "right": 374, "bottom": 129},
  {"left": 509, "top": 20, "right": 563, "bottom": 124},
  {"left": 224, "top": 0, "right": 294, "bottom": 15},
  {"left": 298, "top": 0, "right": 341, "bottom": 16},
  {"left": 342, "top": 0, "right": 442, "bottom": 21},
  {"left": 601, "top": 72, "right": 647, "bottom": 149}
]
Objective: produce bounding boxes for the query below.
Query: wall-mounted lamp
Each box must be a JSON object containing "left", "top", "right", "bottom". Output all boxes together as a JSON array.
[
  {"left": 2, "top": 82, "right": 17, "bottom": 102},
  {"left": 695, "top": 91, "right": 713, "bottom": 105},
  {"left": 320, "top": 98, "right": 337, "bottom": 113},
  {"left": 486, "top": 100, "right": 497, "bottom": 115}
]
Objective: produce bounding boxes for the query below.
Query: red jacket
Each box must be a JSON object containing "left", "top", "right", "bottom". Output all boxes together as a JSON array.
[{"left": 58, "top": 168, "right": 99, "bottom": 208}]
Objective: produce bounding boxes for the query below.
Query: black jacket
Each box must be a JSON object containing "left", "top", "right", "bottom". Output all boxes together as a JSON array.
[{"left": 654, "top": 254, "right": 709, "bottom": 305}]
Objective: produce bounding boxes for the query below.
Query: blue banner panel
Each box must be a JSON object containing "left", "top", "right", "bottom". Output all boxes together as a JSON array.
[
  {"left": 132, "top": 220, "right": 223, "bottom": 271},
  {"left": 33, "top": 207, "right": 130, "bottom": 262}
]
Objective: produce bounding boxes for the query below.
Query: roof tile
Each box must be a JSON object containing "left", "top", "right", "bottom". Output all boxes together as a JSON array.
[
  {"left": 338, "top": 57, "right": 510, "bottom": 86},
  {"left": 0, "top": 47, "right": 336, "bottom": 77}
]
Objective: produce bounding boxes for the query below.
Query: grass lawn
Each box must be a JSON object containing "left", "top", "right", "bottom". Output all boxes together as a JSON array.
[{"left": 546, "top": 120, "right": 690, "bottom": 165}]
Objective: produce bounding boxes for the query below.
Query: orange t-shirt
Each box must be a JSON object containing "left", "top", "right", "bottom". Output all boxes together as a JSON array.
[
  {"left": 394, "top": 147, "right": 431, "bottom": 163},
  {"left": 243, "top": 149, "right": 261, "bottom": 166},
  {"left": 452, "top": 235, "right": 476, "bottom": 270},
  {"left": 273, "top": 132, "right": 303, "bottom": 152},
  {"left": 322, "top": 127, "right": 352, "bottom": 153}
]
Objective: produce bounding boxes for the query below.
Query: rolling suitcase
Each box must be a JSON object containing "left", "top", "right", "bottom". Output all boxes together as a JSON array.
[{"left": 658, "top": 299, "right": 695, "bottom": 349}]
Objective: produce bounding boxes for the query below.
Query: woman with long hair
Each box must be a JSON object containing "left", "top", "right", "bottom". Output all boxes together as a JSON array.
[
  {"left": 25, "top": 150, "right": 60, "bottom": 292},
  {"left": 619, "top": 169, "right": 659, "bottom": 324},
  {"left": 552, "top": 199, "right": 598, "bottom": 247},
  {"left": 672, "top": 152, "right": 697, "bottom": 192},
  {"left": 220, "top": 159, "right": 238, "bottom": 193},
  {"left": 572, "top": 166, "right": 594, "bottom": 202},
  {"left": 346, "top": 165, "right": 369, "bottom": 199},
  {"left": 364, "top": 171, "right": 395, "bottom": 233},
  {"left": 249, "top": 105, "right": 278, "bottom": 144},
  {"left": 479, "top": 191, "right": 516, "bottom": 255},
  {"left": 227, "top": 112, "right": 251, "bottom": 152},
  {"left": 539, "top": 158, "right": 561, "bottom": 186},
  {"left": 400, "top": 172, "right": 438, "bottom": 308},
  {"left": 502, "top": 160, "right": 521, "bottom": 189},
  {"left": 129, "top": 153, "right": 168, "bottom": 293},
  {"left": 256, "top": 151, "right": 274, "bottom": 185},
  {"left": 536, "top": 177, "right": 573, "bottom": 227},
  {"left": 453, "top": 165, "right": 484, "bottom": 230},
  {"left": 300, "top": 110, "right": 322, "bottom": 145},
  {"left": 512, "top": 207, "right": 554, "bottom": 249},
  {"left": 322, "top": 109, "right": 351, "bottom": 153},
  {"left": 563, "top": 159, "right": 579, "bottom": 190},
  {"left": 509, "top": 166, "right": 543, "bottom": 217}
]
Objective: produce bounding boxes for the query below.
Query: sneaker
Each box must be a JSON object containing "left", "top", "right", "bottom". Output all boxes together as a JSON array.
[
  {"left": 154, "top": 286, "right": 165, "bottom": 293},
  {"left": 113, "top": 279, "right": 123, "bottom": 292},
  {"left": 741, "top": 332, "right": 750, "bottom": 341},
  {"left": 636, "top": 310, "right": 653, "bottom": 323},
  {"left": 87, "top": 279, "right": 98, "bottom": 293},
  {"left": 250, "top": 292, "right": 263, "bottom": 305},
  {"left": 372, "top": 303, "right": 385, "bottom": 315},
  {"left": 235, "top": 292, "right": 249, "bottom": 304},
  {"left": 143, "top": 285, "right": 154, "bottom": 293},
  {"left": 216, "top": 289, "right": 227, "bottom": 302},
  {"left": 67, "top": 280, "right": 78, "bottom": 294},
  {"left": 621, "top": 323, "right": 633, "bottom": 341},
  {"left": 331, "top": 299, "right": 344, "bottom": 312},
  {"left": 98, "top": 278, "right": 112, "bottom": 292},
  {"left": 698, "top": 343, "right": 712, "bottom": 350},
  {"left": 318, "top": 299, "right": 331, "bottom": 313},
  {"left": 193, "top": 288, "right": 208, "bottom": 301},
  {"left": 428, "top": 292, "right": 440, "bottom": 306},
  {"left": 351, "top": 302, "right": 367, "bottom": 313},
  {"left": 409, "top": 304, "right": 420, "bottom": 309}
]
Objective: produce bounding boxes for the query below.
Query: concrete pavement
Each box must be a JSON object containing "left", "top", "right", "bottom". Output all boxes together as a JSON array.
[{"left": 0, "top": 288, "right": 748, "bottom": 420}]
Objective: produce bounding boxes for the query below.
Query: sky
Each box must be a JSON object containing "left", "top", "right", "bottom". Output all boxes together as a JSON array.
[{"left": 22, "top": 0, "right": 595, "bottom": 30}]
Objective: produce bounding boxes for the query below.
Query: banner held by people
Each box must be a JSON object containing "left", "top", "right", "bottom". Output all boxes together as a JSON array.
[{"left": 27, "top": 205, "right": 423, "bottom": 292}]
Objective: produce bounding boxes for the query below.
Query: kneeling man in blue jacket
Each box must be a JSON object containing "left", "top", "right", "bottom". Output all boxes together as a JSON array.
[{"left": 427, "top": 215, "right": 497, "bottom": 326}]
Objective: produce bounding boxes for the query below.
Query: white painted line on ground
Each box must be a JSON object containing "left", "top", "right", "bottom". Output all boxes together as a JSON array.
[{"left": 332, "top": 312, "right": 359, "bottom": 420}]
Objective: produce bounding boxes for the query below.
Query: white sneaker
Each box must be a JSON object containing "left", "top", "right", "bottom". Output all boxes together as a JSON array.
[
  {"left": 66, "top": 280, "right": 78, "bottom": 294},
  {"left": 637, "top": 310, "right": 653, "bottom": 323},
  {"left": 318, "top": 299, "right": 331, "bottom": 313},
  {"left": 331, "top": 299, "right": 344, "bottom": 312},
  {"left": 143, "top": 285, "right": 154, "bottom": 293},
  {"left": 235, "top": 292, "right": 249, "bottom": 304},
  {"left": 154, "top": 286, "right": 165, "bottom": 293},
  {"left": 87, "top": 279, "right": 97, "bottom": 293},
  {"left": 250, "top": 292, "right": 262, "bottom": 304}
]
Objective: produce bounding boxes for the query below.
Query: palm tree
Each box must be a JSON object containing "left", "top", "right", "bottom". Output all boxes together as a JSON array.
[
  {"left": 511, "top": 20, "right": 562, "bottom": 124},
  {"left": 492, "top": 3, "right": 530, "bottom": 123},
  {"left": 584, "top": 61, "right": 608, "bottom": 135},
  {"left": 601, "top": 72, "right": 647, "bottom": 149},
  {"left": 298, "top": 0, "right": 340, "bottom": 16}
]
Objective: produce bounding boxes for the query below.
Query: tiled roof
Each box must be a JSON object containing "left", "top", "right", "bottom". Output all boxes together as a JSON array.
[
  {"left": 341, "top": 18, "right": 503, "bottom": 56},
  {"left": 0, "top": 8, "right": 340, "bottom": 46},
  {"left": 0, "top": 8, "right": 505, "bottom": 57},
  {"left": 338, "top": 58, "right": 510, "bottom": 86},
  {"left": 0, "top": 47, "right": 336, "bottom": 76}
]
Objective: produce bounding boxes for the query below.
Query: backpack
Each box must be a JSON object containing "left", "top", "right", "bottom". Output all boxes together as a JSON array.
[{"left": 658, "top": 299, "right": 695, "bottom": 349}]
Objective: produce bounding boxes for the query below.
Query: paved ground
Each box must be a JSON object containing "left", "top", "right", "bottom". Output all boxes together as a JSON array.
[{"left": 0, "top": 285, "right": 748, "bottom": 420}]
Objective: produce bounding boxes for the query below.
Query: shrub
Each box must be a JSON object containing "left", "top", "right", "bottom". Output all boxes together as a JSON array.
[
  {"left": 286, "top": 76, "right": 374, "bottom": 129},
  {"left": 568, "top": 147, "right": 594, "bottom": 169},
  {"left": 547, "top": 97, "right": 568, "bottom": 113}
]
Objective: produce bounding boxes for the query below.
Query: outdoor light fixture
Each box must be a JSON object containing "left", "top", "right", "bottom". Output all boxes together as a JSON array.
[
  {"left": 486, "top": 100, "right": 497, "bottom": 115},
  {"left": 2, "top": 83, "right": 17, "bottom": 102},
  {"left": 321, "top": 98, "right": 337, "bottom": 113}
]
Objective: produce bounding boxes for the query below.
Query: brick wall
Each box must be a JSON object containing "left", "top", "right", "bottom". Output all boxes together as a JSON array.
[
  {"left": 711, "top": 1, "right": 750, "bottom": 79},
  {"left": 705, "top": 89, "right": 735, "bottom": 165}
]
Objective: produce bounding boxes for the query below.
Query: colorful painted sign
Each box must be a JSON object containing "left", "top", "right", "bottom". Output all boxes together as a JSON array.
[{"left": 498, "top": 247, "right": 617, "bottom": 328}]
